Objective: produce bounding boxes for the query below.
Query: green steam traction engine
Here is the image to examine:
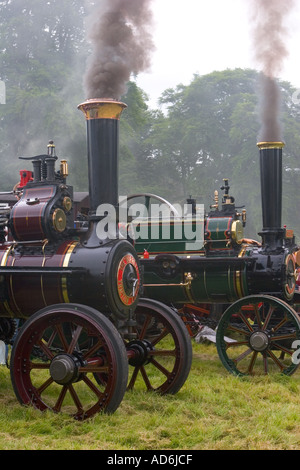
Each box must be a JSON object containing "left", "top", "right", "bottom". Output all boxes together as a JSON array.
[{"left": 130, "top": 141, "right": 300, "bottom": 376}]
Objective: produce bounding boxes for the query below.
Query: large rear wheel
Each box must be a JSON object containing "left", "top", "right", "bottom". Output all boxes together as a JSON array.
[
  {"left": 10, "top": 304, "right": 128, "bottom": 420},
  {"left": 216, "top": 295, "right": 300, "bottom": 376}
]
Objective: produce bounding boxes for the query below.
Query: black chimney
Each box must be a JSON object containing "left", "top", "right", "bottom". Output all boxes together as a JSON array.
[
  {"left": 257, "top": 141, "right": 284, "bottom": 250},
  {"left": 77, "top": 98, "right": 127, "bottom": 214}
]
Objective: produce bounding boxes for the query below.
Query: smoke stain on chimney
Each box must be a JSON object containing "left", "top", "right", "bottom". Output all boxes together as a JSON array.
[
  {"left": 249, "top": 0, "right": 295, "bottom": 141},
  {"left": 83, "top": 0, "right": 155, "bottom": 100}
]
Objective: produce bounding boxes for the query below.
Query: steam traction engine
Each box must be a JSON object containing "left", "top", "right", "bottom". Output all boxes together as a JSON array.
[
  {"left": 0, "top": 99, "right": 192, "bottom": 420},
  {"left": 2, "top": 99, "right": 300, "bottom": 422},
  {"left": 132, "top": 142, "right": 300, "bottom": 376}
]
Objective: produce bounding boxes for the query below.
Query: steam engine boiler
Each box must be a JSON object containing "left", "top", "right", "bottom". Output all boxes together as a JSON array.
[
  {"left": 131, "top": 142, "right": 300, "bottom": 376},
  {"left": 0, "top": 99, "right": 192, "bottom": 420}
]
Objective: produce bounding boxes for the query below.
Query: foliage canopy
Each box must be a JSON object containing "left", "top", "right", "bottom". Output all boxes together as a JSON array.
[{"left": 0, "top": 1, "right": 299, "bottom": 240}]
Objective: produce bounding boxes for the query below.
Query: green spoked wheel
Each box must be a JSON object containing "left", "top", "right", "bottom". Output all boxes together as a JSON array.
[
  {"left": 126, "top": 298, "right": 192, "bottom": 394},
  {"left": 216, "top": 295, "right": 300, "bottom": 376},
  {"left": 10, "top": 304, "right": 128, "bottom": 420}
]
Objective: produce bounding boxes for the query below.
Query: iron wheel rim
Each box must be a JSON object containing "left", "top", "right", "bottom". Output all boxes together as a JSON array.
[{"left": 216, "top": 295, "right": 300, "bottom": 376}]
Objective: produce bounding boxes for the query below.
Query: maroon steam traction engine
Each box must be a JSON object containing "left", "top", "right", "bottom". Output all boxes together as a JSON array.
[{"left": 0, "top": 99, "right": 192, "bottom": 420}]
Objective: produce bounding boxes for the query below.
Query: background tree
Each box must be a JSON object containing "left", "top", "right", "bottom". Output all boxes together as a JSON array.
[
  {"left": 0, "top": 2, "right": 299, "bottom": 241},
  {"left": 119, "top": 82, "right": 155, "bottom": 195},
  {"left": 147, "top": 69, "right": 300, "bottom": 239},
  {"left": 0, "top": 0, "right": 88, "bottom": 189}
]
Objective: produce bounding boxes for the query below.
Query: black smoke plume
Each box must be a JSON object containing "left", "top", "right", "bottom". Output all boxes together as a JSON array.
[
  {"left": 249, "top": 0, "right": 295, "bottom": 141},
  {"left": 83, "top": 0, "right": 155, "bottom": 100}
]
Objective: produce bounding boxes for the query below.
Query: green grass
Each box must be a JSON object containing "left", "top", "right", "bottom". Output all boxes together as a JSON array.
[{"left": 1, "top": 341, "right": 300, "bottom": 450}]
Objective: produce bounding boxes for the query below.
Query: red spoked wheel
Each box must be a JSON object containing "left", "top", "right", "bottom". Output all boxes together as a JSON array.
[
  {"left": 10, "top": 304, "right": 128, "bottom": 420},
  {"left": 216, "top": 295, "right": 300, "bottom": 376},
  {"left": 125, "top": 298, "right": 192, "bottom": 394}
]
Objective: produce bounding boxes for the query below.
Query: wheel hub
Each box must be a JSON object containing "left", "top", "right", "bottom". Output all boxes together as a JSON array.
[
  {"left": 249, "top": 331, "right": 269, "bottom": 352},
  {"left": 127, "top": 339, "right": 153, "bottom": 367},
  {"left": 50, "top": 354, "right": 80, "bottom": 385}
]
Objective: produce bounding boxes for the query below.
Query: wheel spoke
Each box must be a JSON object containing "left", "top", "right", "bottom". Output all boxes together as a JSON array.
[
  {"left": 263, "top": 352, "right": 268, "bottom": 374},
  {"left": 36, "top": 376, "right": 54, "bottom": 395},
  {"left": 267, "top": 350, "right": 286, "bottom": 371},
  {"left": 138, "top": 315, "right": 152, "bottom": 340},
  {"left": 81, "top": 374, "right": 105, "bottom": 400},
  {"left": 36, "top": 339, "right": 54, "bottom": 361},
  {"left": 271, "top": 332, "right": 297, "bottom": 341},
  {"left": 67, "top": 325, "right": 83, "bottom": 354},
  {"left": 247, "top": 351, "right": 258, "bottom": 374},
  {"left": 272, "top": 315, "right": 289, "bottom": 333},
  {"left": 127, "top": 366, "right": 139, "bottom": 390},
  {"left": 226, "top": 340, "right": 249, "bottom": 349},
  {"left": 53, "top": 386, "right": 68, "bottom": 413},
  {"left": 45, "top": 329, "right": 58, "bottom": 348},
  {"left": 234, "top": 347, "right": 253, "bottom": 363},
  {"left": 253, "top": 304, "right": 262, "bottom": 329},
  {"left": 238, "top": 312, "right": 254, "bottom": 332},
  {"left": 140, "top": 365, "right": 154, "bottom": 390},
  {"left": 29, "top": 361, "right": 50, "bottom": 370},
  {"left": 262, "top": 306, "right": 274, "bottom": 330},
  {"left": 54, "top": 323, "right": 69, "bottom": 351},
  {"left": 151, "top": 327, "right": 169, "bottom": 346},
  {"left": 83, "top": 339, "right": 104, "bottom": 360},
  {"left": 150, "top": 357, "right": 172, "bottom": 378},
  {"left": 68, "top": 384, "right": 84, "bottom": 414},
  {"left": 227, "top": 324, "right": 251, "bottom": 337},
  {"left": 271, "top": 342, "right": 293, "bottom": 356}
]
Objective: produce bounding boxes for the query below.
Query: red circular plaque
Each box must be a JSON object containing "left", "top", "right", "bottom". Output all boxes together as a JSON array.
[{"left": 117, "top": 254, "right": 140, "bottom": 306}]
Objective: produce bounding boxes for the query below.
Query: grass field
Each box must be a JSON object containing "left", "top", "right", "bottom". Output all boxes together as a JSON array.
[{"left": 0, "top": 340, "right": 300, "bottom": 450}]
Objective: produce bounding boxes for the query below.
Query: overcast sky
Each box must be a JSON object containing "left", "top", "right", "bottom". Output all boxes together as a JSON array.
[{"left": 137, "top": 0, "right": 300, "bottom": 107}]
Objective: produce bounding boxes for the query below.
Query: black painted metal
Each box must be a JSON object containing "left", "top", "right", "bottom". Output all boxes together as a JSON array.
[
  {"left": 85, "top": 118, "right": 119, "bottom": 213},
  {"left": 258, "top": 144, "right": 284, "bottom": 250}
]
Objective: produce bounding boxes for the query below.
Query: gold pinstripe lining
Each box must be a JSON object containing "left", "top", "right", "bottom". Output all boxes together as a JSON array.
[{"left": 61, "top": 241, "right": 78, "bottom": 303}]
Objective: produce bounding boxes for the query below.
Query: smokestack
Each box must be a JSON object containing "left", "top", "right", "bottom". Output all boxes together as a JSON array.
[
  {"left": 257, "top": 141, "right": 284, "bottom": 250},
  {"left": 249, "top": 2, "right": 295, "bottom": 251},
  {"left": 77, "top": 98, "right": 127, "bottom": 214}
]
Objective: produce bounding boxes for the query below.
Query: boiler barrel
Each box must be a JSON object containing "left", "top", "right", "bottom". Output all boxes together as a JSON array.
[
  {"left": 141, "top": 249, "right": 293, "bottom": 304},
  {"left": 0, "top": 238, "right": 140, "bottom": 321}
]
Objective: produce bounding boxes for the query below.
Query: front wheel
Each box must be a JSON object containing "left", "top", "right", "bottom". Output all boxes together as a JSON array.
[
  {"left": 216, "top": 295, "right": 300, "bottom": 376},
  {"left": 10, "top": 304, "right": 128, "bottom": 420},
  {"left": 126, "top": 298, "right": 193, "bottom": 394}
]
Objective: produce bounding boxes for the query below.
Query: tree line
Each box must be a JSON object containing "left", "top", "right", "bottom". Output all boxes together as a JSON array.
[{"left": 0, "top": 0, "right": 299, "bottom": 240}]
